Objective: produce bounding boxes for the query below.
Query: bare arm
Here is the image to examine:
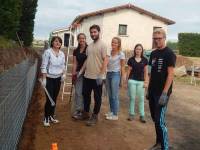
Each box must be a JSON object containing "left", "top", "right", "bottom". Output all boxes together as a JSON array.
[
  {"left": 144, "top": 65, "right": 149, "bottom": 88},
  {"left": 126, "top": 66, "right": 132, "bottom": 82},
  {"left": 99, "top": 56, "right": 109, "bottom": 75},
  {"left": 72, "top": 56, "right": 77, "bottom": 75},
  {"left": 42, "top": 73, "right": 47, "bottom": 79},
  {"left": 163, "top": 66, "right": 174, "bottom": 93},
  {"left": 79, "top": 59, "right": 87, "bottom": 75},
  {"left": 120, "top": 59, "right": 126, "bottom": 78}
]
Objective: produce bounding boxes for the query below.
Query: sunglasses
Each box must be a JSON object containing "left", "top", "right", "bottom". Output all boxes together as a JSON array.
[{"left": 153, "top": 37, "right": 164, "bottom": 40}]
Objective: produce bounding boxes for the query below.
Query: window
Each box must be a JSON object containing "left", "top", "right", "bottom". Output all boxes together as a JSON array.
[
  {"left": 153, "top": 26, "right": 162, "bottom": 31},
  {"left": 64, "top": 34, "right": 74, "bottom": 47},
  {"left": 64, "top": 33, "right": 69, "bottom": 47},
  {"left": 118, "top": 24, "right": 127, "bottom": 35}
]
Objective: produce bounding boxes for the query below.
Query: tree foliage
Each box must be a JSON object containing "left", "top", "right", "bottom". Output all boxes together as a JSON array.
[
  {"left": 18, "top": 0, "right": 38, "bottom": 47},
  {"left": 167, "top": 41, "right": 178, "bottom": 50},
  {"left": 178, "top": 33, "right": 200, "bottom": 57},
  {"left": 0, "top": 0, "right": 22, "bottom": 39},
  {"left": 0, "top": 0, "right": 38, "bottom": 47}
]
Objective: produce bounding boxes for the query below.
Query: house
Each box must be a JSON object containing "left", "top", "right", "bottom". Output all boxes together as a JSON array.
[{"left": 51, "top": 3, "right": 175, "bottom": 50}]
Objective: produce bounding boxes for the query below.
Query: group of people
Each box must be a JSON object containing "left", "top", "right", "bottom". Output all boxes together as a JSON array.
[
  {"left": 71, "top": 25, "right": 149, "bottom": 124},
  {"left": 41, "top": 24, "right": 176, "bottom": 150}
]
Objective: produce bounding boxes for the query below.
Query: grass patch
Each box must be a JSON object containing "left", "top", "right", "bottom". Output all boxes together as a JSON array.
[
  {"left": 0, "top": 36, "right": 19, "bottom": 49},
  {"left": 187, "top": 57, "right": 200, "bottom": 65},
  {"left": 175, "top": 75, "right": 200, "bottom": 87}
]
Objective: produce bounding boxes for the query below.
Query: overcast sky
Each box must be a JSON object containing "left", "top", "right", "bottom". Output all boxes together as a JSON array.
[{"left": 34, "top": 0, "right": 200, "bottom": 41}]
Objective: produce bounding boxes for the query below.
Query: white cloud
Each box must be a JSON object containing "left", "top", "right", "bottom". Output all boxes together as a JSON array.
[{"left": 34, "top": 0, "right": 200, "bottom": 40}]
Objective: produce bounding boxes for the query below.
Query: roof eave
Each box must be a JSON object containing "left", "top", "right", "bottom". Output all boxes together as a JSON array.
[{"left": 71, "top": 3, "right": 175, "bottom": 26}]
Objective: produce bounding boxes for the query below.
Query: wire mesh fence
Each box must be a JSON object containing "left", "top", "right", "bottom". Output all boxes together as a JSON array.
[{"left": 0, "top": 58, "right": 38, "bottom": 150}]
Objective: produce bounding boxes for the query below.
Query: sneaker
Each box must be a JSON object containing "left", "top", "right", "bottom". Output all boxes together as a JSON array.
[
  {"left": 49, "top": 116, "right": 59, "bottom": 123},
  {"left": 140, "top": 116, "right": 146, "bottom": 123},
  {"left": 148, "top": 143, "right": 161, "bottom": 150},
  {"left": 127, "top": 114, "right": 134, "bottom": 121},
  {"left": 72, "top": 111, "right": 82, "bottom": 119},
  {"left": 106, "top": 115, "right": 118, "bottom": 120},
  {"left": 86, "top": 114, "right": 98, "bottom": 126},
  {"left": 72, "top": 111, "right": 81, "bottom": 119},
  {"left": 74, "top": 111, "right": 90, "bottom": 120},
  {"left": 104, "top": 112, "right": 113, "bottom": 117},
  {"left": 43, "top": 117, "right": 50, "bottom": 127}
]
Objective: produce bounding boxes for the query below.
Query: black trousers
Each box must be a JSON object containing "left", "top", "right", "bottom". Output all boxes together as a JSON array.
[
  {"left": 149, "top": 93, "right": 169, "bottom": 150},
  {"left": 82, "top": 77, "right": 103, "bottom": 115},
  {"left": 44, "top": 77, "right": 61, "bottom": 118}
]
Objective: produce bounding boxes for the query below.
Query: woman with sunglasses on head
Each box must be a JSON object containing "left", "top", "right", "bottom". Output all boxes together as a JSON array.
[
  {"left": 71, "top": 33, "right": 87, "bottom": 119},
  {"left": 41, "top": 36, "right": 66, "bottom": 127},
  {"left": 126, "top": 43, "right": 148, "bottom": 123}
]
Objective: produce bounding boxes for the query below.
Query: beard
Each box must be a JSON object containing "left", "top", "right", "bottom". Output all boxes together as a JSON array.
[{"left": 91, "top": 35, "right": 99, "bottom": 41}]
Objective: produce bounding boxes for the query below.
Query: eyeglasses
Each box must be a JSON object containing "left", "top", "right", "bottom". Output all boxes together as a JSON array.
[{"left": 153, "top": 37, "right": 164, "bottom": 40}]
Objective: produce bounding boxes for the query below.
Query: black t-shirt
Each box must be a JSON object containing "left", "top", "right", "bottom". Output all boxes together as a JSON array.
[
  {"left": 73, "top": 46, "right": 87, "bottom": 72},
  {"left": 148, "top": 47, "right": 176, "bottom": 96},
  {"left": 127, "top": 57, "right": 148, "bottom": 81}
]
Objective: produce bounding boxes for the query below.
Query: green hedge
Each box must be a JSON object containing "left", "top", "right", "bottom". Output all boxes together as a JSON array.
[
  {"left": 0, "top": 0, "right": 22, "bottom": 40},
  {"left": 178, "top": 33, "right": 200, "bottom": 57},
  {"left": 0, "top": 36, "right": 18, "bottom": 49},
  {"left": 0, "top": 0, "right": 38, "bottom": 47},
  {"left": 167, "top": 41, "right": 178, "bottom": 50}
]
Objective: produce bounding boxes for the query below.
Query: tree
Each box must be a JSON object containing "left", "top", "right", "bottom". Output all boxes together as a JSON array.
[
  {"left": 167, "top": 41, "right": 178, "bottom": 50},
  {"left": 178, "top": 33, "right": 200, "bottom": 57},
  {"left": 0, "top": 0, "right": 22, "bottom": 39},
  {"left": 18, "top": 0, "right": 38, "bottom": 47}
]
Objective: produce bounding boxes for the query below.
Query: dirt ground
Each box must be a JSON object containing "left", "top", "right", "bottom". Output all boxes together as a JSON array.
[
  {"left": 0, "top": 48, "right": 40, "bottom": 73},
  {"left": 17, "top": 79, "right": 200, "bottom": 150}
]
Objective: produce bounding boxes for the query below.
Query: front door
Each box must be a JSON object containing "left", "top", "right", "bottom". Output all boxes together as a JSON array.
[{"left": 64, "top": 33, "right": 70, "bottom": 47}]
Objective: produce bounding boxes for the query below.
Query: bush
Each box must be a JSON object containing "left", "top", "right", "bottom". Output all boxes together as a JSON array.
[
  {"left": 0, "top": 36, "right": 19, "bottom": 49},
  {"left": 0, "top": 0, "right": 38, "bottom": 47},
  {"left": 0, "top": 0, "right": 22, "bottom": 40},
  {"left": 167, "top": 41, "right": 178, "bottom": 50},
  {"left": 178, "top": 33, "right": 200, "bottom": 57}
]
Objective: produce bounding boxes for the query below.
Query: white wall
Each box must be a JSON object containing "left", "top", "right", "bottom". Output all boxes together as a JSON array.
[
  {"left": 102, "top": 9, "right": 168, "bottom": 50},
  {"left": 73, "top": 14, "right": 104, "bottom": 47},
  {"left": 52, "top": 30, "right": 75, "bottom": 48},
  {"left": 52, "top": 31, "right": 66, "bottom": 47},
  {"left": 53, "top": 9, "right": 170, "bottom": 50}
]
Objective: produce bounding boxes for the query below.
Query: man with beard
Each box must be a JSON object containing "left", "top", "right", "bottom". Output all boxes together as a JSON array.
[
  {"left": 80, "top": 24, "right": 110, "bottom": 126},
  {"left": 147, "top": 28, "right": 176, "bottom": 150}
]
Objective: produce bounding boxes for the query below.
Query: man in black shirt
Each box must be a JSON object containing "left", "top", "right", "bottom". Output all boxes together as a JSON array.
[{"left": 147, "top": 28, "right": 176, "bottom": 150}]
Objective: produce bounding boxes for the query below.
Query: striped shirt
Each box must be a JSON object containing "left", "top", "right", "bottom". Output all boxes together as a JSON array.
[{"left": 41, "top": 48, "right": 65, "bottom": 78}]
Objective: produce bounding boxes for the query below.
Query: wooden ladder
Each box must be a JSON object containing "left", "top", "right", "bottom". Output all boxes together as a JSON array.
[
  {"left": 61, "top": 26, "right": 74, "bottom": 101},
  {"left": 61, "top": 48, "right": 74, "bottom": 102}
]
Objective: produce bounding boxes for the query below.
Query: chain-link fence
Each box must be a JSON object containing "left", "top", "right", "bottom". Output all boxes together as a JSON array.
[{"left": 0, "top": 58, "right": 38, "bottom": 150}]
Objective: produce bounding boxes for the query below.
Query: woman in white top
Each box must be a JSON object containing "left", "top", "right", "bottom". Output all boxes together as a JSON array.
[
  {"left": 41, "top": 36, "right": 65, "bottom": 127},
  {"left": 105, "top": 37, "right": 125, "bottom": 120}
]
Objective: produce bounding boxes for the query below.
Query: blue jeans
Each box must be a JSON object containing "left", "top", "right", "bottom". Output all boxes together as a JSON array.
[
  {"left": 74, "top": 75, "right": 84, "bottom": 112},
  {"left": 106, "top": 72, "right": 120, "bottom": 116}
]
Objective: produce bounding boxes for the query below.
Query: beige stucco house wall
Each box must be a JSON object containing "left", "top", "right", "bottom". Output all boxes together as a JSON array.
[
  {"left": 77, "top": 15, "right": 104, "bottom": 44},
  {"left": 102, "top": 9, "right": 167, "bottom": 50},
  {"left": 51, "top": 4, "right": 174, "bottom": 50}
]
